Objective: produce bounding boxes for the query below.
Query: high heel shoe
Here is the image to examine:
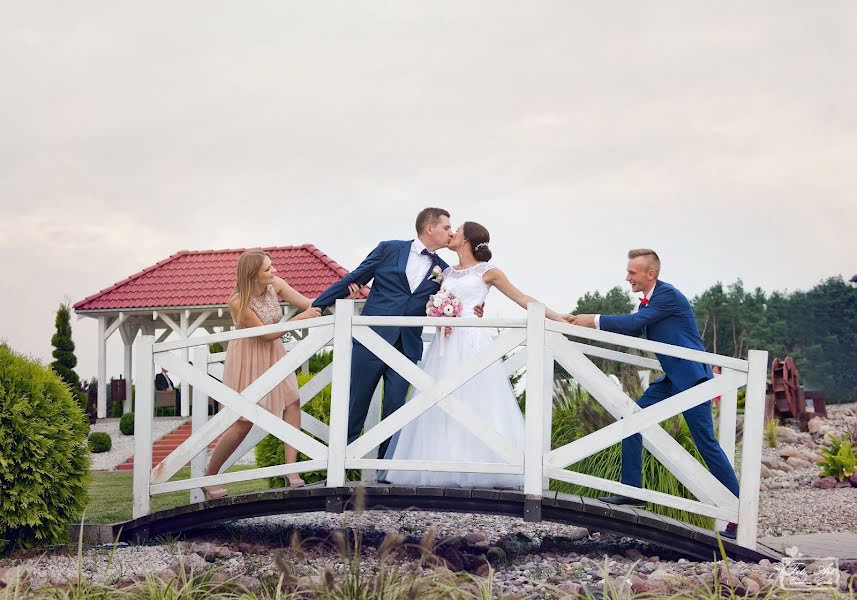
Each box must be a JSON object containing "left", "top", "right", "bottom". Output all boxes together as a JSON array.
[
  {"left": 286, "top": 475, "right": 305, "bottom": 488},
  {"left": 202, "top": 486, "right": 228, "bottom": 500}
]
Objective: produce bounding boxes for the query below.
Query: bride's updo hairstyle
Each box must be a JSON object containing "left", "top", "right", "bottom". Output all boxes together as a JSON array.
[{"left": 463, "top": 221, "right": 492, "bottom": 262}]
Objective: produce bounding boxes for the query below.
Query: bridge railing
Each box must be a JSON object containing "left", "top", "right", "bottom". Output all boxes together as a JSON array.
[{"left": 133, "top": 299, "right": 766, "bottom": 549}]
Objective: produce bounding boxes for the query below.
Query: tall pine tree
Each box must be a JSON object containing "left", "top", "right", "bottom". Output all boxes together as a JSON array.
[{"left": 51, "top": 302, "right": 80, "bottom": 391}]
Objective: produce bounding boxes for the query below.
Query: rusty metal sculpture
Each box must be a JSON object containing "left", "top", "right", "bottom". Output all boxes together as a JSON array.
[{"left": 768, "top": 356, "right": 826, "bottom": 430}]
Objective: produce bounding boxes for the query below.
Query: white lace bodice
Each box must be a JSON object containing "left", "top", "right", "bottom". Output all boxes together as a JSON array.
[{"left": 441, "top": 263, "right": 496, "bottom": 316}]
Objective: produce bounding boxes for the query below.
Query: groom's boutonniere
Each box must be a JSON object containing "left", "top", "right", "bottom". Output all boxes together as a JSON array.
[{"left": 428, "top": 266, "right": 444, "bottom": 283}]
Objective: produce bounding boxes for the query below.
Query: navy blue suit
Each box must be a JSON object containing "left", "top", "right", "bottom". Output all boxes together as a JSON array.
[
  {"left": 314, "top": 240, "right": 448, "bottom": 457},
  {"left": 599, "top": 281, "right": 739, "bottom": 497}
]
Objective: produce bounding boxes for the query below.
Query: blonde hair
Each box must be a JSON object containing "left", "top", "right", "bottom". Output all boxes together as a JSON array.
[
  {"left": 628, "top": 248, "right": 660, "bottom": 275},
  {"left": 231, "top": 250, "right": 270, "bottom": 324}
]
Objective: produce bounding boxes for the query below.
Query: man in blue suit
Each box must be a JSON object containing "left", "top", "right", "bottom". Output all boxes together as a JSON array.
[
  {"left": 313, "top": 207, "right": 454, "bottom": 460},
  {"left": 572, "top": 249, "right": 740, "bottom": 538}
]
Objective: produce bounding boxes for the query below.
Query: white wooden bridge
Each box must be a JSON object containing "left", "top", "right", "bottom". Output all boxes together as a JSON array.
[{"left": 125, "top": 300, "right": 776, "bottom": 562}]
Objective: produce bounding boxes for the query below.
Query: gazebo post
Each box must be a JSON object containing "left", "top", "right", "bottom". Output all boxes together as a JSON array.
[
  {"left": 180, "top": 310, "right": 190, "bottom": 417},
  {"left": 97, "top": 315, "right": 107, "bottom": 418},
  {"left": 119, "top": 324, "right": 135, "bottom": 414}
]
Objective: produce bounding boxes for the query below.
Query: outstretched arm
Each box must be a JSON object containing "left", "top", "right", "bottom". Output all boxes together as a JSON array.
[
  {"left": 483, "top": 268, "right": 570, "bottom": 322},
  {"left": 274, "top": 277, "right": 361, "bottom": 311},
  {"left": 574, "top": 290, "right": 677, "bottom": 335},
  {"left": 312, "top": 242, "right": 387, "bottom": 309}
]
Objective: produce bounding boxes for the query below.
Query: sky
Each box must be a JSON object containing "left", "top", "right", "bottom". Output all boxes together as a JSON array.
[{"left": 1, "top": 1, "right": 855, "bottom": 382}]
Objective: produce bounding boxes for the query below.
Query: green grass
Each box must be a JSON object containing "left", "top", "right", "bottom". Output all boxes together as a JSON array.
[{"left": 84, "top": 465, "right": 268, "bottom": 523}]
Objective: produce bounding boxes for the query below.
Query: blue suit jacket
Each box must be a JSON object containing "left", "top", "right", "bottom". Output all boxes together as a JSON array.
[
  {"left": 598, "top": 280, "right": 712, "bottom": 392},
  {"left": 313, "top": 240, "right": 448, "bottom": 361}
]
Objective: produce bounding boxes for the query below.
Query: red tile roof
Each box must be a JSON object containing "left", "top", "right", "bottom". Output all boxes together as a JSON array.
[{"left": 73, "top": 245, "right": 366, "bottom": 312}]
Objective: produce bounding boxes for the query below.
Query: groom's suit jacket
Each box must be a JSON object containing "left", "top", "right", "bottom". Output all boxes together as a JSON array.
[
  {"left": 313, "top": 240, "right": 448, "bottom": 361},
  {"left": 598, "top": 280, "right": 712, "bottom": 392}
]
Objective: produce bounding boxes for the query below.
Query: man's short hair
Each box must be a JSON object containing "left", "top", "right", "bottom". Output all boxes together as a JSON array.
[
  {"left": 415, "top": 207, "right": 450, "bottom": 234},
  {"left": 628, "top": 248, "right": 660, "bottom": 275}
]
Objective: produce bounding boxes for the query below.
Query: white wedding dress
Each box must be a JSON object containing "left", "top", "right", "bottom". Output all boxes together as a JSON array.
[{"left": 383, "top": 262, "right": 525, "bottom": 488}]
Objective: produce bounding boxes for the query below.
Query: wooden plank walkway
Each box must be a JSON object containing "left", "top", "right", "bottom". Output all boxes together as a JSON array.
[{"left": 758, "top": 533, "right": 857, "bottom": 560}]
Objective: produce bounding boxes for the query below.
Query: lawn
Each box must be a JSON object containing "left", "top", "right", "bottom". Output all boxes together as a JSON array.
[{"left": 84, "top": 465, "right": 269, "bottom": 523}]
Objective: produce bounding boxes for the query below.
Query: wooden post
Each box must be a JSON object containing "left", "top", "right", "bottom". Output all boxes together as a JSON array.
[
  {"left": 120, "top": 325, "right": 135, "bottom": 414},
  {"left": 190, "top": 346, "right": 209, "bottom": 504},
  {"left": 719, "top": 368, "right": 738, "bottom": 466},
  {"left": 132, "top": 335, "right": 155, "bottom": 519},
  {"left": 542, "top": 347, "right": 553, "bottom": 491},
  {"left": 327, "top": 300, "right": 354, "bottom": 488},
  {"left": 524, "top": 303, "right": 546, "bottom": 519},
  {"left": 736, "top": 350, "right": 768, "bottom": 548},
  {"left": 180, "top": 311, "right": 190, "bottom": 417},
  {"left": 97, "top": 315, "right": 107, "bottom": 418}
]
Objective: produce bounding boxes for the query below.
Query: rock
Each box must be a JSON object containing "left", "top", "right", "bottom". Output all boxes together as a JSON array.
[
  {"left": 798, "top": 432, "right": 813, "bottom": 445},
  {"left": 238, "top": 576, "right": 262, "bottom": 592},
  {"left": 436, "top": 546, "right": 465, "bottom": 572},
  {"left": 631, "top": 576, "right": 665, "bottom": 594},
  {"left": 557, "top": 581, "right": 582, "bottom": 597},
  {"left": 486, "top": 546, "right": 508, "bottom": 566},
  {"left": 780, "top": 448, "right": 802, "bottom": 459},
  {"left": 769, "top": 469, "right": 787, "bottom": 477},
  {"left": 786, "top": 457, "right": 813, "bottom": 469},
  {"left": 836, "top": 480, "right": 852, "bottom": 488},
  {"left": 194, "top": 542, "right": 232, "bottom": 562},
  {"left": 761, "top": 457, "right": 779, "bottom": 469},
  {"left": 779, "top": 462, "right": 795, "bottom": 472},
  {"left": 497, "top": 532, "right": 537, "bottom": 557},
  {"left": 741, "top": 576, "right": 761, "bottom": 595},
  {"left": 808, "top": 417, "right": 824, "bottom": 434},
  {"left": 0, "top": 566, "right": 31, "bottom": 589},
  {"left": 759, "top": 483, "right": 768, "bottom": 492},
  {"left": 759, "top": 464, "right": 771, "bottom": 478},
  {"left": 719, "top": 570, "right": 746, "bottom": 594},
  {"left": 155, "top": 568, "right": 178, "bottom": 581},
  {"left": 777, "top": 426, "right": 799, "bottom": 444},
  {"left": 812, "top": 476, "right": 838, "bottom": 489},
  {"left": 463, "top": 532, "right": 486, "bottom": 545},
  {"left": 624, "top": 548, "right": 645, "bottom": 561},
  {"left": 179, "top": 552, "right": 209, "bottom": 575}
]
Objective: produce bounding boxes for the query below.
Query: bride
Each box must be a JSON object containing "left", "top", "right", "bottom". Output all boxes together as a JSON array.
[{"left": 382, "top": 221, "right": 570, "bottom": 488}]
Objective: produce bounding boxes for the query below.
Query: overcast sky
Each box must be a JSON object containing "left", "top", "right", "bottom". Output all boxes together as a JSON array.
[{"left": 1, "top": 1, "right": 855, "bottom": 382}]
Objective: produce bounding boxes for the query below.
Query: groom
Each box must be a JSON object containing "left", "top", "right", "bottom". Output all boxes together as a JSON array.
[
  {"left": 571, "top": 249, "right": 741, "bottom": 539},
  {"left": 313, "top": 207, "right": 454, "bottom": 459}
]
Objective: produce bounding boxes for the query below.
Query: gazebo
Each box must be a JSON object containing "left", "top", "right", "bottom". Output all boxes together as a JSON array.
[{"left": 73, "top": 245, "right": 366, "bottom": 418}]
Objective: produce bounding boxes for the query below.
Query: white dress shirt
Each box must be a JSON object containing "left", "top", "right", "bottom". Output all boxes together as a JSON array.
[
  {"left": 595, "top": 282, "right": 657, "bottom": 330},
  {"left": 406, "top": 239, "right": 434, "bottom": 293}
]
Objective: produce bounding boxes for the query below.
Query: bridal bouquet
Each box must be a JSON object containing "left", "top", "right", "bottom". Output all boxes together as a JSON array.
[
  {"left": 426, "top": 289, "right": 463, "bottom": 318},
  {"left": 426, "top": 290, "right": 463, "bottom": 355}
]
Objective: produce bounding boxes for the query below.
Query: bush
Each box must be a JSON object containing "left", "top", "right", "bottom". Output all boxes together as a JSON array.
[
  {"left": 0, "top": 343, "right": 89, "bottom": 554},
  {"left": 818, "top": 434, "right": 857, "bottom": 481},
  {"left": 119, "top": 412, "right": 135, "bottom": 436},
  {"left": 88, "top": 432, "right": 112, "bottom": 453},
  {"left": 549, "top": 380, "right": 713, "bottom": 529}
]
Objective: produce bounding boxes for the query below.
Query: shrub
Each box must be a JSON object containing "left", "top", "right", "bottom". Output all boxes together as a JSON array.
[
  {"left": 817, "top": 434, "right": 857, "bottom": 481},
  {"left": 50, "top": 303, "right": 80, "bottom": 392},
  {"left": 119, "top": 412, "right": 135, "bottom": 436},
  {"left": 88, "top": 432, "right": 112, "bottom": 453},
  {"left": 0, "top": 343, "right": 89, "bottom": 554},
  {"left": 764, "top": 417, "right": 778, "bottom": 449},
  {"left": 549, "top": 380, "right": 713, "bottom": 529}
]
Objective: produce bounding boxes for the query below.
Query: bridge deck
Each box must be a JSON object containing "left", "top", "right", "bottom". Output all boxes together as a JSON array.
[{"left": 106, "top": 483, "right": 780, "bottom": 563}]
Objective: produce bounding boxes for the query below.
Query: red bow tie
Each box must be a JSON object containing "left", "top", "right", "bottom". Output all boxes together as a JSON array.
[{"left": 639, "top": 297, "right": 649, "bottom": 306}]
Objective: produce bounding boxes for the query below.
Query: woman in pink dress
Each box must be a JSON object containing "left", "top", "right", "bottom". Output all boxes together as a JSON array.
[{"left": 203, "top": 250, "right": 359, "bottom": 499}]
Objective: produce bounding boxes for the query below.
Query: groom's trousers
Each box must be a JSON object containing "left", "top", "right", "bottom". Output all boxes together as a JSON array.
[
  {"left": 347, "top": 338, "right": 412, "bottom": 460},
  {"left": 620, "top": 378, "right": 740, "bottom": 497}
]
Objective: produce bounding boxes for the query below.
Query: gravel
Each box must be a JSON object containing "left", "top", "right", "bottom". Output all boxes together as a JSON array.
[{"left": 88, "top": 417, "right": 185, "bottom": 471}]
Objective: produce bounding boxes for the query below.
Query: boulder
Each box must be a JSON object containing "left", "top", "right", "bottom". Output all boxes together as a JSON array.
[
  {"left": 759, "top": 464, "right": 771, "bottom": 478},
  {"left": 463, "top": 532, "right": 486, "bottom": 545},
  {"left": 780, "top": 448, "right": 802, "bottom": 459},
  {"left": 807, "top": 417, "right": 824, "bottom": 434},
  {"left": 624, "top": 548, "right": 645, "bottom": 561},
  {"left": 759, "top": 483, "right": 768, "bottom": 492},
  {"left": 741, "top": 576, "right": 761, "bottom": 595},
  {"left": 761, "top": 457, "right": 779, "bottom": 469},
  {"left": 812, "top": 476, "right": 838, "bottom": 489},
  {"left": 786, "top": 457, "right": 813, "bottom": 469},
  {"left": 557, "top": 581, "right": 583, "bottom": 597},
  {"left": 777, "top": 426, "right": 799, "bottom": 444}
]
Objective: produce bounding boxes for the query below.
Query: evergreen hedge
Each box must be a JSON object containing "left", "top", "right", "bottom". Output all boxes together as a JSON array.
[{"left": 0, "top": 344, "right": 89, "bottom": 554}]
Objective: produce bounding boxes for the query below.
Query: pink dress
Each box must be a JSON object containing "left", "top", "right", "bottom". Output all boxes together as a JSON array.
[{"left": 223, "top": 284, "right": 299, "bottom": 417}]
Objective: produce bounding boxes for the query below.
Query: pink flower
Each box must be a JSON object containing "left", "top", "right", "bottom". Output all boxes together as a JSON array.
[{"left": 425, "top": 290, "right": 463, "bottom": 318}]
